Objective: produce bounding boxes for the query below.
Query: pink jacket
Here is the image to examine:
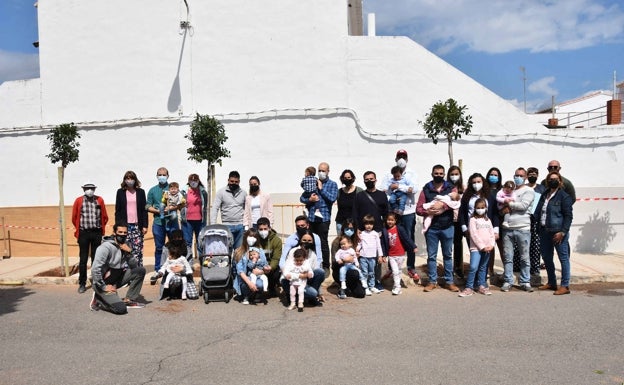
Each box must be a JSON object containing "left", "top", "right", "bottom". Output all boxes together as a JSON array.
[
  {"left": 243, "top": 191, "right": 274, "bottom": 228},
  {"left": 468, "top": 217, "right": 495, "bottom": 252}
]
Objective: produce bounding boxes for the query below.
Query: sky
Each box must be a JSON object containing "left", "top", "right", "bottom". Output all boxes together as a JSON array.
[{"left": 0, "top": 0, "right": 623, "bottom": 112}]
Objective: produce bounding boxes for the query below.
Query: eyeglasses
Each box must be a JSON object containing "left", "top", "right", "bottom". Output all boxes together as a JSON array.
[
  {"left": 547, "top": 166, "right": 559, "bottom": 170},
  {"left": 157, "top": 174, "right": 167, "bottom": 176}
]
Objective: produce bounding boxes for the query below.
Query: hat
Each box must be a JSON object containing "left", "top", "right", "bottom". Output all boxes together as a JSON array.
[
  {"left": 396, "top": 149, "right": 408, "bottom": 159},
  {"left": 81, "top": 183, "right": 96, "bottom": 189}
]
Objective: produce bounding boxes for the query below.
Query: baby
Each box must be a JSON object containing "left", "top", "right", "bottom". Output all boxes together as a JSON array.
[
  {"left": 246, "top": 247, "right": 268, "bottom": 293},
  {"left": 159, "top": 243, "right": 193, "bottom": 300},
  {"left": 385, "top": 166, "right": 412, "bottom": 215},
  {"left": 283, "top": 248, "right": 313, "bottom": 312},
  {"left": 335, "top": 235, "right": 368, "bottom": 299},
  {"left": 497, "top": 180, "right": 516, "bottom": 227},
  {"left": 422, "top": 192, "right": 461, "bottom": 233},
  {"left": 160, "top": 182, "right": 186, "bottom": 221},
  {"left": 301, "top": 166, "right": 323, "bottom": 219}
]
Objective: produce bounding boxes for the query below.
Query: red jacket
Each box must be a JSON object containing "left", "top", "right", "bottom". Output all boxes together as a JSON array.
[{"left": 71, "top": 195, "right": 109, "bottom": 239}]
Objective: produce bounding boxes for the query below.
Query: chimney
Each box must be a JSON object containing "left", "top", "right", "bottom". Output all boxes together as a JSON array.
[{"left": 347, "top": 0, "right": 363, "bottom": 36}]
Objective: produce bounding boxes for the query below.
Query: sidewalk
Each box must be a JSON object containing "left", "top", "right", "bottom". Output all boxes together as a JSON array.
[{"left": 1, "top": 252, "right": 624, "bottom": 286}]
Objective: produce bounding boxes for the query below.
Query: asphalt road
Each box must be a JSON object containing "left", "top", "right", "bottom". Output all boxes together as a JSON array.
[{"left": 1, "top": 283, "right": 623, "bottom": 385}]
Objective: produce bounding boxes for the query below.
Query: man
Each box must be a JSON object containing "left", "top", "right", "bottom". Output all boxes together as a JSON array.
[
  {"left": 381, "top": 150, "right": 419, "bottom": 277},
  {"left": 500, "top": 167, "right": 535, "bottom": 293},
  {"left": 352, "top": 171, "right": 389, "bottom": 292},
  {"left": 540, "top": 160, "right": 576, "bottom": 203},
  {"left": 279, "top": 215, "right": 325, "bottom": 306},
  {"left": 147, "top": 167, "right": 182, "bottom": 284},
  {"left": 90, "top": 223, "right": 146, "bottom": 314},
  {"left": 299, "top": 162, "right": 337, "bottom": 271},
  {"left": 416, "top": 165, "right": 458, "bottom": 293},
  {"left": 71, "top": 182, "right": 108, "bottom": 294},
  {"left": 210, "top": 171, "right": 246, "bottom": 249},
  {"left": 256, "top": 216, "right": 283, "bottom": 297}
]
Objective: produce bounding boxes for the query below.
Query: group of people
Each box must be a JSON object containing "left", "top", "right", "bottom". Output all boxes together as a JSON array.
[{"left": 72, "top": 153, "right": 575, "bottom": 315}]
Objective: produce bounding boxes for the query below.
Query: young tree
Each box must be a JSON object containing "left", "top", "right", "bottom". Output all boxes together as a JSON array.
[
  {"left": 46, "top": 123, "right": 81, "bottom": 276},
  {"left": 421, "top": 98, "right": 473, "bottom": 168},
  {"left": 185, "top": 114, "right": 230, "bottom": 224}
]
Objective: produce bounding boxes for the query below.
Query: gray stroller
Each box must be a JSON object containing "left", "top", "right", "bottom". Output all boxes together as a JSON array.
[{"left": 197, "top": 224, "right": 234, "bottom": 303}]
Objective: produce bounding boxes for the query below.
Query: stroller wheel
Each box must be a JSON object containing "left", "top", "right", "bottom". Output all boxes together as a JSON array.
[
  {"left": 203, "top": 292, "right": 209, "bottom": 304},
  {"left": 224, "top": 291, "right": 230, "bottom": 303}
]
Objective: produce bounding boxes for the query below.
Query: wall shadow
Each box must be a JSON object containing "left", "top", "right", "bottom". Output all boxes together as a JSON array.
[
  {"left": 575, "top": 210, "right": 617, "bottom": 254},
  {"left": 167, "top": 28, "right": 187, "bottom": 113},
  {"left": 0, "top": 286, "right": 35, "bottom": 316}
]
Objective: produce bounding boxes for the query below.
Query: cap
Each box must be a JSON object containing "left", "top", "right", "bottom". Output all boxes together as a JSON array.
[
  {"left": 81, "top": 183, "right": 96, "bottom": 189},
  {"left": 396, "top": 149, "right": 408, "bottom": 159}
]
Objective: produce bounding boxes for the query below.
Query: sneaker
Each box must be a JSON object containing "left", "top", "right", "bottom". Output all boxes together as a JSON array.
[
  {"left": 365, "top": 288, "right": 372, "bottom": 296},
  {"left": 521, "top": 284, "right": 534, "bottom": 293},
  {"left": 374, "top": 283, "right": 385, "bottom": 292},
  {"left": 458, "top": 288, "right": 474, "bottom": 297},
  {"left": 370, "top": 287, "right": 381, "bottom": 294},
  {"left": 500, "top": 283, "right": 512, "bottom": 292},
  {"left": 287, "top": 303, "right": 296, "bottom": 310},
  {"left": 242, "top": 298, "right": 250, "bottom": 305},
  {"left": 149, "top": 273, "right": 160, "bottom": 285},
  {"left": 391, "top": 287, "right": 402, "bottom": 295},
  {"left": 124, "top": 300, "right": 145, "bottom": 309},
  {"left": 407, "top": 269, "right": 420, "bottom": 283},
  {"left": 478, "top": 286, "right": 492, "bottom": 296},
  {"left": 78, "top": 284, "right": 86, "bottom": 294},
  {"left": 337, "top": 289, "right": 347, "bottom": 299},
  {"left": 298, "top": 305, "right": 304, "bottom": 312},
  {"left": 423, "top": 283, "right": 436, "bottom": 292},
  {"left": 89, "top": 292, "right": 99, "bottom": 311}
]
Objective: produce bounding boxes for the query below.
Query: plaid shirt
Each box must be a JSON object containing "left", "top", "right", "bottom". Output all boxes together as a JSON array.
[
  {"left": 299, "top": 177, "right": 338, "bottom": 223},
  {"left": 80, "top": 196, "right": 102, "bottom": 230}
]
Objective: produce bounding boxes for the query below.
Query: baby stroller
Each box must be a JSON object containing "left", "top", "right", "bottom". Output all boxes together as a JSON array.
[{"left": 197, "top": 224, "right": 234, "bottom": 303}]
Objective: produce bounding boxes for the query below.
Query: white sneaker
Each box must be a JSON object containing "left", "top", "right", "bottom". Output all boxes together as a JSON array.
[
  {"left": 391, "top": 288, "right": 402, "bottom": 295},
  {"left": 242, "top": 298, "right": 250, "bottom": 305},
  {"left": 365, "top": 288, "right": 372, "bottom": 296},
  {"left": 370, "top": 287, "right": 381, "bottom": 294}
]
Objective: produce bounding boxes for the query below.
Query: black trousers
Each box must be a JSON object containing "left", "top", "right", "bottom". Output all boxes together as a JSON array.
[
  {"left": 310, "top": 221, "right": 330, "bottom": 269},
  {"left": 77, "top": 229, "right": 102, "bottom": 285}
]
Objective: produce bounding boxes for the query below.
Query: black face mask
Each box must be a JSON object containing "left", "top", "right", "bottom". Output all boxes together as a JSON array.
[
  {"left": 301, "top": 242, "right": 313, "bottom": 250},
  {"left": 296, "top": 227, "right": 307, "bottom": 238},
  {"left": 364, "top": 181, "right": 376, "bottom": 189},
  {"left": 433, "top": 176, "right": 444, "bottom": 184},
  {"left": 548, "top": 180, "right": 560, "bottom": 189},
  {"left": 228, "top": 183, "right": 239, "bottom": 192},
  {"left": 341, "top": 178, "right": 354, "bottom": 187},
  {"left": 115, "top": 235, "right": 127, "bottom": 245},
  {"left": 249, "top": 185, "right": 260, "bottom": 193},
  {"left": 527, "top": 176, "right": 538, "bottom": 184}
]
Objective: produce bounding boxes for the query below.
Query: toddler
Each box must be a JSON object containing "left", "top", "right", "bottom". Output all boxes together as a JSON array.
[
  {"left": 422, "top": 192, "right": 461, "bottom": 233},
  {"left": 459, "top": 198, "right": 495, "bottom": 297},
  {"left": 283, "top": 248, "right": 313, "bottom": 312},
  {"left": 382, "top": 213, "right": 418, "bottom": 295},
  {"left": 246, "top": 247, "right": 268, "bottom": 293},
  {"left": 160, "top": 182, "right": 186, "bottom": 221},
  {"left": 357, "top": 215, "right": 384, "bottom": 295},
  {"left": 335, "top": 235, "right": 367, "bottom": 299},
  {"left": 301, "top": 166, "right": 323, "bottom": 220},
  {"left": 496, "top": 180, "right": 516, "bottom": 227},
  {"left": 159, "top": 243, "right": 193, "bottom": 300},
  {"left": 385, "top": 166, "right": 412, "bottom": 215}
]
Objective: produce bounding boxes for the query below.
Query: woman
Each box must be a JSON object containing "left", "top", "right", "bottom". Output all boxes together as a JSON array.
[
  {"left": 181, "top": 173, "right": 208, "bottom": 259},
  {"left": 280, "top": 231, "right": 324, "bottom": 306},
  {"left": 484, "top": 167, "right": 504, "bottom": 277},
  {"left": 334, "top": 170, "right": 362, "bottom": 235},
  {"left": 243, "top": 176, "right": 274, "bottom": 229},
  {"left": 447, "top": 165, "right": 465, "bottom": 278},
  {"left": 534, "top": 171, "right": 573, "bottom": 295},
  {"left": 234, "top": 228, "right": 269, "bottom": 303},
  {"left": 115, "top": 171, "right": 148, "bottom": 266},
  {"left": 330, "top": 218, "right": 358, "bottom": 284},
  {"left": 527, "top": 167, "right": 547, "bottom": 275}
]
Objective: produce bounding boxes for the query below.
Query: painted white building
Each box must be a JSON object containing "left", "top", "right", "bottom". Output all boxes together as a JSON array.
[
  {"left": 534, "top": 90, "right": 615, "bottom": 128},
  {"left": 1, "top": 0, "right": 623, "bottom": 251}
]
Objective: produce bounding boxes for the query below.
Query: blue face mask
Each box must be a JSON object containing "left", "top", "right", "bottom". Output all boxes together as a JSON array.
[
  {"left": 514, "top": 176, "right": 525, "bottom": 186},
  {"left": 157, "top": 176, "right": 168, "bottom": 184},
  {"left": 488, "top": 175, "right": 499, "bottom": 184},
  {"left": 344, "top": 228, "right": 354, "bottom": 237}
]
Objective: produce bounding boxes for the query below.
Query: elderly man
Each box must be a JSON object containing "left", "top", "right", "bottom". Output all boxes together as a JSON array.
[
  {"left": 540, "top": 160, "right": 576, "bottom": 203},
  {"left": 500, "top": 167, "right": 535, "bottom": 292}
]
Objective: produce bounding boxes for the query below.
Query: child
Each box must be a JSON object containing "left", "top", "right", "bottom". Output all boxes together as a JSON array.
[
  {"left": 459, "top": 198, "right": 495, "bottom": 297},
  {"left": 497, "top": 180, "right": 516, "bottom": 228},
  {"left": 246, "top": 247, "right": 268, "bottom": 293},
  {"left": 301, "top": 166, "right": 323, "bottom": 220},
  {"left": 381, "top": 213, "right": 418, "bottom": 295},
  {"left": 160, "top": 182, "right": 186, "bottom": 221},
  {"left": 384, "top": 166, "right": 412, "bottom": 215},
  {"left": 422, "top": 192, "right": 461, "bottom": 233},
  {"left": 159, "top": 243, "right": 193, "bottom": 300},
  {"left": 335, "top": 235, "right": 367, "bottom": 299},
  {"left": 283, "top": 248, "right": 313, "bottom": 312},
  {"left": 357, "top": 214, "right": 384, "bottom": 295}
]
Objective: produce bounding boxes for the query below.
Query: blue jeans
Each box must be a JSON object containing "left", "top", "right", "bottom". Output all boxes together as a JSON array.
[
  {"left": 228, "top": 224, "right": 245, "bottom": 250},
  {"left": 540, "top": 230, "right": 571, "bottom": 287},
  {"left": 502, "top": 229, "right": 531, "bottom": 285},
  {"left": 182, "top": 220, "right": 204, "bottom": 258},
  {"left": 399, "top": 213, "right": 416, "bottom": 268},
  {"left": 425, "top": 226, "right": 454, "bottom": 285},
  {"left": 359, "top": 257, "right": 376, "bottom": 288},
  {"left": 280, "top": 268, "right": 325, "bottom": 299},
  {"left": 465, "top": 250, "right": 490, "bottom": 289},
  {"left": 152, "top": 223, "right": 166, "bottom": 271},
  {"left": 339, "top": 263, "right": 363, "bottom": 283}
]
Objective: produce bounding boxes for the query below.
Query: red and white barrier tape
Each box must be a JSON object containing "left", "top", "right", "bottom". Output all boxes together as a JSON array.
[{"left": 576, "top": 197, "right": 624, "bottom": 201}]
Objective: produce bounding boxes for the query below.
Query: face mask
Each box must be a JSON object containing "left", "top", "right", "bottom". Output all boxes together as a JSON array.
[
  {"left": 488, "top": 175, "right": 499, "bottom": 184},
  {"left": 344, "top": 228, "right": 354, "bottom": 237},
  {"left": 318, "top": 171, "right": 327, "bottom": 181},
  {"left": 548, "top": 180, "right": 560, "bottom": 189},
  {"left": 475, "top": 208, "right": 486, "bottom": 216},
  {"left": 157, "top": 176, "right": 168, "bottom": 184},
  {"left": 246, "top": 237, "right": 257, "bottom": 246},
  {"left": 249, "top": 185, "right": 260, "bottom": 193},
  {"left": 432, "top": 176, "right": 444, "bottom": 184},
  {"left": 115, "top": 235, "right": 127, "bottom": 244},
  {"left": 228, "top": 183, "right": 239, "bottom": 192},
  {"left": 472, "top": 183, "right": 482, "bottom": 192},
  {"left": 450, "top": 175, "right": 460, "bottom": 183},
  {"left": 301, "top": 242, "right": 313, "bottom": 250},
  {"left": 258, "top": 230, "right": 269, "bottom": 239},
  {"left": 396, "top": 158, "right": 407, "bottom": 168},
  {"left": 527, "top": 176, "right": 537, "bottom": 184},
  {"left": 514, "top": 176, "right": 525, "bottom": 186},
  {"left": 189, "top": 181, "right": 199, "bottom": 189},
  {"left": 84, "top": 189, "right": 95, "bottom": 197},
  {"left": 364, "top": 181, "right": 376, "bottom": 189},
  {"left": 341, "top": 178, "right": 354, "bottom": 187},
  {"left": 296, "top": 227, "right": 307, "bottom": 238},
  {"left": 125, "top": 179, "right": 135, "bottom": 187}
]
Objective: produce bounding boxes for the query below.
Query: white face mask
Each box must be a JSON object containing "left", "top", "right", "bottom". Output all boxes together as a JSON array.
[
  {"left": 472, "top": 183, "right": 483, "bottom": 192},
  {"left": 396, "top": 159, "right": 407, "bottom": 168},
  {"left": 84, "top": 189, "right": 95, "bottom": 197},
  {"left": 258, "top": 230, "right": 269, "bottom": 239},
  {"left": 318, "top": 171, "right": 327, "bottom": 181},
  {"left": 247, "top": 237, "right": 257, "bottom": 246},
  {"left": 475, "top": 208, "right": 486, "bottom": 216},
  {"left": 125, "top": 179, "right": 135, "bottom": 187},
  {"left": 189, "top": 181, "right": 199, "bottom": 189},
  {"left": 450, "top": 175, "right": 460, "bottom": 183}
]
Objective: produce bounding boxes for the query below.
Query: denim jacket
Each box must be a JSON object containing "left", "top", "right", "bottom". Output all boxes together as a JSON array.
[{"left": 534, "top": 189, "right": 573, "bottom": 234}]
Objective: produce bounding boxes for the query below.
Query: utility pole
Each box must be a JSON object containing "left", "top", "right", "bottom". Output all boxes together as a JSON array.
[{"left": 520, "top": 66, "right": 527, "bottom": 113}]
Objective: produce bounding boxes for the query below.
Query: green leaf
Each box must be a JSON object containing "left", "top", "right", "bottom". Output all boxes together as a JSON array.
[{"left": 46, "top": 123, "right": 81, "bottom": 168}]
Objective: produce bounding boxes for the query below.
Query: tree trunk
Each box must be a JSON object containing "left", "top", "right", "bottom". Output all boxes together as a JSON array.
[
  {"left": 206, "top": 162, "right": 212, "bottom": 225},
  {"left": 58, "top": 167, "right": 69, "bottom": 277},
  {"left": 447, "top": 137, "right": 454, "bottom": 169}
]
